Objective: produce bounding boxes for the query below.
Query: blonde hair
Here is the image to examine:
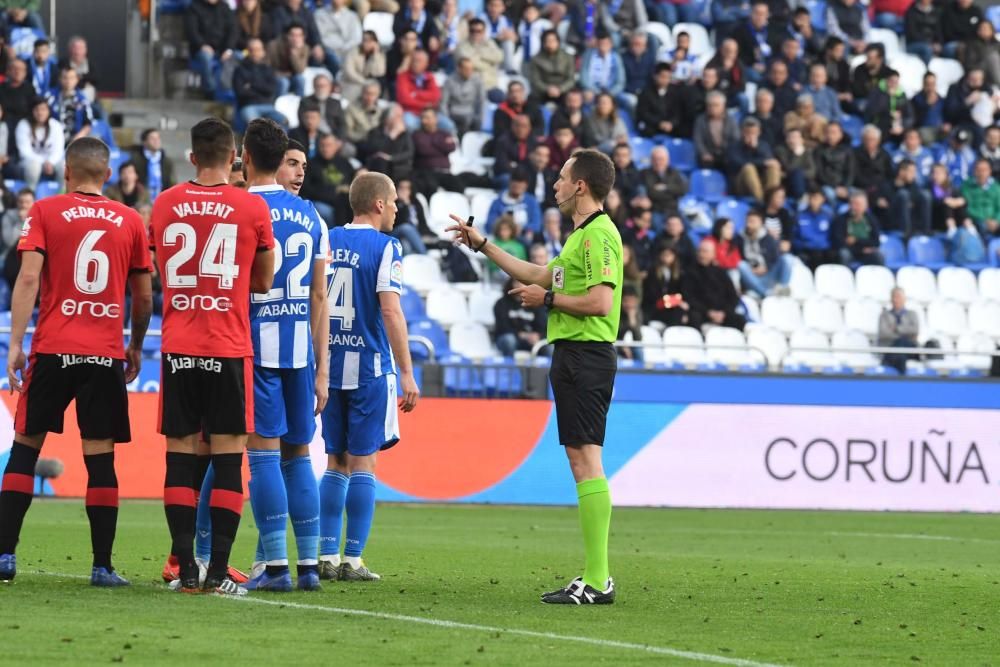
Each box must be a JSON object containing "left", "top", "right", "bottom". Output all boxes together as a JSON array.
[{"left": 349, "top": 172, "right": 395, "bottom": 215}]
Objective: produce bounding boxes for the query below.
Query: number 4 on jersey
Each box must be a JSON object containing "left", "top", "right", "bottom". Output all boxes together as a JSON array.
[{"left": 328, "top": 267, "right": 355, "bottom": 330}]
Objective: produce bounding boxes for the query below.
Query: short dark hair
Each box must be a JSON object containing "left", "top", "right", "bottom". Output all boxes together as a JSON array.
[
  {"left": 243, "top": 118, "right": 289, "bottom": 174},
  {"left": 468, "top": 17, "right": 485, "bottom": 29},
  {"left": 287, "top": 139, "right": 307, "bottom": 155},
  {"left": 190, "top": 117, "right": 235, "bottom": 169},
  {"left": 118, "top": 160, "right": 137, "bottom": 176},
  {"left": 285, "top": 21, "right": 305, "bottom": 35},
  {"left": 511, "top": 166, "right": 532, "bottom": 183},
  {"left": 541, "top": 28, "right": 559, "bottom": 42},
  {"left": 654, "top": 62, "right": 672, "bottom": 75},
  {"left": 568, "top": 149, "right": 616, "bottom": 202},
  {"left": 140, "top": 128, "right": 158, "bottom": 143},
  {"left": 33, "top": 38, "right": 49, "bottom": 49},
  {"left": 65, "top": 136, "right": 111, "bottom": 183}
]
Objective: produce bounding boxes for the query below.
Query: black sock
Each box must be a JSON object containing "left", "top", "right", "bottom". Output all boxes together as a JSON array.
[
  {"left": 164, "top": 451, "right": 198, "bottom": 580},
  {"left": 194, "top": 454, "right": 211, "bottom": 493},
  {"left": 0, "top": 442, "right": 40, "bottom": 554},
  {"left": 207, "top": 452, "right": 243, "bottom": 580},
  {"left": 297, "top": 563, "right": 318, "bottom": 577},
  {"left": 84, "top": 452, "right": 118, "bottom": 570}
]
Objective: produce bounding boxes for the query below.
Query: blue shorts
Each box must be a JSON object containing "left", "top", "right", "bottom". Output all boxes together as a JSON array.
[
  {"left": 322, "top": 374, "right": 400, "bottom": 457},
  {"left": 253, "top": 365, "right": 316, "bottom": 445}
]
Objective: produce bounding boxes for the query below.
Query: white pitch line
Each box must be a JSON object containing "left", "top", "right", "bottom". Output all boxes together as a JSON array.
[{"left": 233, "top": 595, "right": 786, "bottom": 667}]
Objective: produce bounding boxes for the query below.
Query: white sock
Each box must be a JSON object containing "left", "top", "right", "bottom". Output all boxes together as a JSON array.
[
  {"left": 297, "top": 558, "right": 318, "bottom": 567},
  {"left": 344, "top": 556, "right": 362, "bottom": 569},
  {"left": 319, "top": 554, "right": 341, "bottom": 566}
]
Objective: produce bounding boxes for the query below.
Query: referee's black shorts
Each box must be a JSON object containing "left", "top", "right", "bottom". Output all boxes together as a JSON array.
[{"left": 548, "top": 341, "right": 617, "bottom": 447}]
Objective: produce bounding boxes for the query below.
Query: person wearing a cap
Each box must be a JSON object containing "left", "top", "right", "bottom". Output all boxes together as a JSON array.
[{"left": 727, "top": 116, "right": 781, "bottom": 203}]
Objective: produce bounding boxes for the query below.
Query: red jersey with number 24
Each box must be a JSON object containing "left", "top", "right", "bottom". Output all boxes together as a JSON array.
[
  {"left": 150, "top": 181, "right": 274, "bottom": 358},
  {"left": 17, "top": 192, "right": 152, "bottom": 359}
]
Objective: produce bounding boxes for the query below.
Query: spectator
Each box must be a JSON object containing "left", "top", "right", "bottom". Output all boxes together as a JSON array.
[
  {"left": 611, "top": 143, "right": 644, "bottom": 204},
  {"left": 864, "top": 70, "right": 912, "bottom": 143},
  {"left": 529, "top": 243, "right": 551, "bottom": 267},
  {"left": 0, "top": 104, "right": 10, "bottom": 178},
  {"left": 821, "top": 37, "right": 854, "bottom": 110},
  {"left": 805, "top": 62, "right": 842, "bottom": 123},
  {"left": 495, "top": 114, "right": 539, "bottom": 188},
  {"left": 235, "top": 0, "right": 275, "bottom": 50},
  {"left": 494, "top": 277, "right": 547, "bottom": 357},
  {"left": 870, "top": 0, "right": 908, "bottom": 32},
  {"left": 493, "top": 80, "right": 544, "bottom": 138},
  {"left": 912, "top": 72, "right": 947, "bottom": 143},
  {"left": 686, "top": 239, "right": 747, "bottom": 331},
  {"left": 131, "top": 129, "right": 175, "bottom": 201},
  {"left": 777, "top": 39, "right": 809, "bottom": 88},
  {"left": 642, "top": 243, "right": 691, "bottom": 327},
  {"left": 964, "top": 21, "right": 1000, "bottom": 92},
  {"left": 738, "top": 209, "right": 793, "bottom": 297},
  {"left": 712, "top": 0, "right": 752, "bottom": 43},
  {"left": 775, "top": 127, "right": 816, "bottom": 199},
  {"left": 396, "top": 49, "right": 452, "bottom": 132},
  {"left": 411, "top": 107, "right": 457, "bottom": 194},
  {"left": 794, "top": 188, "right": 836, "bottom": 268},
  {"left": 621, "top": 32, "right": 657, "bottom": 111},
  {"left": 290, "top": 102, "right": 328, "bottom": 155},
  {"left": 961, "top": 159, "right": 1000, "bottom": 236},
  {"left": 981, "top": 126, "right": 1000, "bottom": 179},
  {"left": 393, "top": 0, "right": 440, "bottom": 53},
  {"left": 454, "top": 18, "right": 505, "bottom": 92},
  {"left": 486, "top": 168, "right": 542, "bottom": 235},
  {"left": 636, "top": 63, "right": 683, "bottom": 138},
  {"left": 27, "top": 38, "right": 55, "bottom": 96},
  {"left": 185, "top": 0, "right": 238, "bottom": 98},
  {"left": 361, "top": 103, "right": 414, "bottom": 181},
  {"left": 707, "top": 39, "right": 748, "bottom": 111},
  {"left": 852, "top": 44, "right": 890, "bottom": 113},
  {"left": 617, "top": 284, "right": 644, "bottom": 361},
  {"left": 302, "top": 72, "right": 347, "bottom": 140},
  {"left": 0, "top": 59, "right": 33, "bottom": 132},
  {"left": 750, "top": 88, "right": 782, "bottom": 147},
  {"left": 599, "top": 0, "right": 648, "bottom": 39},
  {"left": 623, "top": 238, "right": 647, "bottom": 296},
  {"left": 878, "top": 288, "right": 919, "bottom": 373},
  {"left": 904, "top": 0, "right": 943, "bottom": 65},
  {"left": 526, "top": 29, "right": 576, "bottom": 106},
  {"left": 853, "top": 124, "right": 894, "bottom": 199},
  {"left": 527, "top": 144, "right": 558, "bottom": 209},
  {"left": 233, "top": 38, "right": 286, "bottom": 131},
  {"left": 945, "top": 215, "right": 986, "bottom": 266},
  {"left": 268, "top": 0, "right": 340, "bottom": 74},
  {"left": 480, "top": 0, "right": 518, "bottom": 73},
  {"left": 0, "top": 188, "right": 32, "bottom": 288},
  {"left": 267, "top": 22, "right": 310, "bottom": 97},
  {"left": 580, "top": 32, "right": 625, "bottom": 105},
  {"left": 787, "top": 7, "right": 824, "bottom": 61},
  {"left": 47, "top": 67, "right": 93, "bottom": 144},
  {"left": 441, "top": 57, "right": 484, "bottom": 137},
  {"left": 436, "top": 0, "right": 466, "bottom": 71},
  {"left": 733, "top": 2, "right": 774, "bottom": 83},
  {"left": 545, "top": 123, "right": 578, "bottom": 171},
  {"left": 661, "top": 214, "right": 696, "bottom": 265},
  {"left": 941, "top": 0, "right": 984, "bottom": 60},
  {"left": 710, "top": 217, "right": 743, "bottom": 275},
  {"left": 551, "top": 88, "right": 586, "bottom": 140},
  {"left": 16, "top": 96, "right": 63, "bottom": 190},
  {"left": 0, "top": 4, "right": 42, "bottom": 31},
  {"left": 516, "top": 3, "right": 547, "bottom": 65},
  {"left": 104, "top": 161, "right": 150, "bottom": 211},
  {"left": 582, "top": 93, "right": 629, "bottom": 153},
  {"left": 301, "top": 133, "right": 355, "bottom": 228},
  {"left": 930, "top": 162, "right": 968, "bottom": 232},
  {"left": 831, "top": 190, "right": 883, "bottom": 265},
  {"left": 489, "top": 215, "right": 528, "bottom": 274},
  {"left": 764, "top": 59, "right": 798, "bottom": 119},
  {"left": 315, "top": 0, "right": 362, "bottom": 65},
  {"left": 57, "top": 36, "right": 98, "bottom": 103},
  {"left": 783, "top": 93, "right": 827, "bottom": 149},
  {"left": 389, "top": 177, "right": 429, "bottom": 254},
  {"left": 893, "top": 128, "right": 935, "bottom": 186},
  {"left": 386, "top": 30, "right": 420, "bottom": 94},
  {"left": 815, "top": 120, "right": 854, "bottom": 204},
  {"left": 826, "top": 0, "right": 870, "bottom": 55},
  {"left": 664, "top": 33, "right": 698, "bottom": 82},
  {"left": 340, "top": 31, "right": 386, "bottom": 103},
  {"left": 693, "top": 91, "right": 739, "bottom": 169},
  {"left": 728, "top": 116, "right": 781, "bottom": 203},
  {"left": 622, "top": 207, "right": 658, "bottom": 271},
  {"left": 942, "top": 127, "right": 977, "bottom": 183},
  {"left": 888, "top": 159, "right": 932, "bottom": 237},
  {"left": 345, "top": 81, "right": 384, "bottom": 144},
  {"left": 532, "top": 208, "right": 564, "bottom": 258},
  {"left": 678, "top": 67, "right": 722, "bottom": 138},
  {"left": 762, "top": 185, "right": 796, "bottom": 250},
  {"left": 641, "top": 146, "right": 687, "bottom": 222}
]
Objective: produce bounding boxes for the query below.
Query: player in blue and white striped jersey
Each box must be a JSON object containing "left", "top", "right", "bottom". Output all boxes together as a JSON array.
[
  {"left": 242, "top": 121, "right": 330, "bottom": 592},
  {"left": 317, "top": 172, "right": 419, "bottom": 582}
]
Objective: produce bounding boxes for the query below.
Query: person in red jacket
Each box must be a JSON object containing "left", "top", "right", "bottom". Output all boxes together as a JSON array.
[
  {"left": 870, "top": 0, "right": 911, "bottom": 32},
  {"left": 709, "top": 217, "right": 744, "bottom": 272},
  {"left": 396, "top": 49, "right": 455, "bottom": 133}
]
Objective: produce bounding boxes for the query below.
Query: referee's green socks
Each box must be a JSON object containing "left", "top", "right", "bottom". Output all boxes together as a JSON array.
[{"left": 577, "top": 477, "right": 611, "bottom": 590}]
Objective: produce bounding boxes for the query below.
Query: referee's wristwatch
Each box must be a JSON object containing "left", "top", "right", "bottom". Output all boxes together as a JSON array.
[{"left": 543, "top": 290, "right": 555, "bottom": 310}]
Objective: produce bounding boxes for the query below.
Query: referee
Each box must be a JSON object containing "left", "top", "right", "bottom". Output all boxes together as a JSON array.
[{"left": 448, "top": 149, "right": 622, "bottom": 605}]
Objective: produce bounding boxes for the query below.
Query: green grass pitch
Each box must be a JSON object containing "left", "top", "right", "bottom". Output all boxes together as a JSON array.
[{"left": 1, "top": 500, "right": 998, "bottom": 665}]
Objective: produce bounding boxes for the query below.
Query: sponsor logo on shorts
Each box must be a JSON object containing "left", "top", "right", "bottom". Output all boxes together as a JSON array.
[
  {"left": 59, "top": 354, "right": 113, "bottom": 369},
  {"left": 61, "top": 299, "right": 121, "bottom": 318},
  {"left": 166, "top": 354, "right": 223, "bottom": 374},
  {"left": 170, "top": 294, "right": 233, "bottom": 312}
]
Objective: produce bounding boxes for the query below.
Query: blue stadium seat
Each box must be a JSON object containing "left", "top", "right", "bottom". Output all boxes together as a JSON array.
[
  {"left": 157, "top": 0, "right": 193, "bottom": 13},
  {"left": 482, "top": 362, "right": 523, "bottom": 397},
  {"left": 443, "top": 365, "right": 486, "bottom": 396},
  {"left": 808, "top": 0, "right": 827, "bottom": 31},
  {"left": 907, "top": 235, "right": 949, "bottom": 271},
  {"left": 988, "top": 238, "right": 1000, "bottom": 267},
  {"left": 840, "top": 115, "right": 863, "bottom": 146},
  {"left": 661, "top": 137, "right": 696, "bottom": 173},
  {"left": 5, "top": 179, "right": 26, "bottom": 195},
  {"left": 689, "top": 169, "right": 727, "bottom": 203},
  {"left": 34, "top": 181, "right": 60, "bottom": 200},
  {"left": 0, "top": 283, "right": 10, "bottom": 312},
  {"left": 142, "top": 315, "right": 163, "bottom": 355},
  {"left": 987, "top": 5, "right": 1000, "bottom": 31},
  {"left": 629, "top": 136, "right": 655, "bottom": 166},
  {"left": 400, "top": 286, "right": 425, "bottom": 322},
  {"left": 91, "top": 119, "right": 117, "bottom": 149},
  {"left": 714, "top": 198, "right": 750, "bottom": 232},
  {"left": 880, "top": 233, "right": 908, "bottom": 270},
  {"left": 408, "top": 318, "right": 449, "bottom": 361},
  {"left": 619, "top": 108, "right": 636, "bottom": 135},
  {"left": 106, "top": 148, "right": 131, "bottom": 186},
  {"left": 865, "top": 365, "right": 900, "bottom": 376},
  {"left": 541, "top": 105, "right": 553, "bottom": 135}
]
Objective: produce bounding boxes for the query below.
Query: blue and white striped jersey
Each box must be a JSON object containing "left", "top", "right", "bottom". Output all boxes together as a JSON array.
[
  {"left": 249, "top": 184, "right": 330, "bottom": 369},
  {"left": 327, "top": 224, "right": 403, "bottom": 390}
]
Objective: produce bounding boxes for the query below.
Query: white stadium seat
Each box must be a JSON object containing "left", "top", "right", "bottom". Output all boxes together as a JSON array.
[
  {"left": 640, "top": 325, "right": 667, "bottom": 363},
  {"left": 639, "top": 21, "right": 673, "bottom": 50},
  {"left": 428, "top": 191, "right": 470, "bottom": 239},
  {"left": 978, "top": 267, "right": 1000, "bottom": 299},
  {"left": 274, "top": 94, "right": 301, "bottom": 129},
  {"left": 468, "top": 289, "right": 500, "bottom": 327},
  {"left": 426, "top": 286, "right": 470, "bottom": 328},
  {"left": 832, "top": 329, "right": 879, "bottom": 368},
  {"left": 460, "top": 131, "right": 494, "bottom": 173},
  {"left": 854, "top": 265, "right": 895, "bottom": 302},
  {"left": 896, "top": 266, "right": 937, "bottom": 304},
  {"left": 301, "top": 67, "right": 333, "bottom": 97},
  {"left": 888, "top": 53, "right": 927, "bottom": 97},
  {"left": 813, "top": 264, "right": 855, "bottom": 301},
  {"left": 785, "top": 328, "right": 838, "bottom": 368},
  {"left": 761, "top": 296, "right": 802, "bottom": 334},
  {"left": 741, "top": 295, "right": 761, "bottom": 323},
  {"left": 661, "top": 326, "right": 705, "bottom": 365},
  {"left": 788, "top": 260, "right": 815, "bottom": 300},
  {"left": 928, "top": 57, "right": 965, "bottom": 97},
  {"left": 449, "top": 321, "right": 493, "bottom": 359},
  {"left": 672, "top": 23, "right": 711, "bottom": 55},
  {"left": 956, "top": 331, "right": 995, "bottom": 370},
  {"left": 802, "top": 295, "right": 844, "bottom": 334},
  {"left": 867, "top": 28, "right": 900, "bottom": 55},
  {"left": 401, "top": 254, "right": 444, "bottom": 293},
  {"left": 926, "top": 299, "right": 967, "bottom": 338},
  {"left": 469, "top": 194, "right": 493, "bottom": 232},
  {"left": 967, "top": 300, "right": 1000, "bottom": 338},
  {"left": 705, "top": 326, "right": 757, "bottom": 366},
  {"left": 746, "top": 326, "right": 788, "bottom": 369},
  {"left": 363, "top": 12, "right": 396, "bottom": 48},
  {"left": 843, "top": 297, "right": 882, "bottom": 338},
  {"left": 937, "top": 266, "right": 978, "bottom": 305}
]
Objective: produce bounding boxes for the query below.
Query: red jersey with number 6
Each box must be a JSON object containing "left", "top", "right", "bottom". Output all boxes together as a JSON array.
[
  {"left": 17, "top": 192, "right": 152, "bottom": 359},
  {"left": 150, "top": 181, "right": 274, "bottom": 358}
]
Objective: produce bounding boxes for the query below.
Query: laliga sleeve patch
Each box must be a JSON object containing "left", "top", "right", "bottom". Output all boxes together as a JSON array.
[
  {"left": 390, "top": 259, "right": 403, "bottom": 284},
  {"left": 553, "top": 265, "right": 565, "bottom": 289}
]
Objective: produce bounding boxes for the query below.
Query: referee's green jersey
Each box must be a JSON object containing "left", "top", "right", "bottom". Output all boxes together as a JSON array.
[{"left": 546, "top": 211, "right": 623, "bottom": 343}]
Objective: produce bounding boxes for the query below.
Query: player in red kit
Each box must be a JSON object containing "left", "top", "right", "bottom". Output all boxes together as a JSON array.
[
  {"left": 150, "top": 118, "right": 275, "bottom": 596},
  {"left": 0, "top": 137, "right": 154, "bottom": 586}
]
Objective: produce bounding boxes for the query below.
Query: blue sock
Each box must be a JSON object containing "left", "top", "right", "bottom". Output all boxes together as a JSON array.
[
  {"left": 194, "top": 463, "right": 214, "bottom": 562},
  {"left": 344, "top": 472, "right": 377, "bottom": 558},
  {"left": 282, "top": 455, "right": 320, "bottom": 568},
  {"left": 247, "top": 449, "right": 289, "bottom": 569},
  {"left": 319, "top": 470, "right": 349, "bottom": 557},
  {"left": 255, "top": 534, "right": 264, "bottom": 564}
]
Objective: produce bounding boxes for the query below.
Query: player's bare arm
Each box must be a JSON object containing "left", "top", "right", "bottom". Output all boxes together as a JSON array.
[
  {"left": 445, "top": 214, "right": 553, "bottom": 289},
  {"left": 125, "top": 272, "right": 154, "bottom": 383},
  {"left": 6, "top": 251, "right": 43, "bottom": 393},
  {"left": 310, "top": 258, "right": 329, "bottom": 415},
  {"left": 511, "top": 283, "right": 613, "bottom": 317},
  {"left": 250, "top": 247, "right": 276, "bottom": 294},
  {"left": 378, "top": 291, "right": 419, "bottom": 413}
]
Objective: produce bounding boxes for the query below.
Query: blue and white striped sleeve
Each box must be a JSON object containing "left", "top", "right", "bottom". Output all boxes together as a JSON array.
[{"left": 376, "top": 238, "right": 403, "bottom": 294}]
